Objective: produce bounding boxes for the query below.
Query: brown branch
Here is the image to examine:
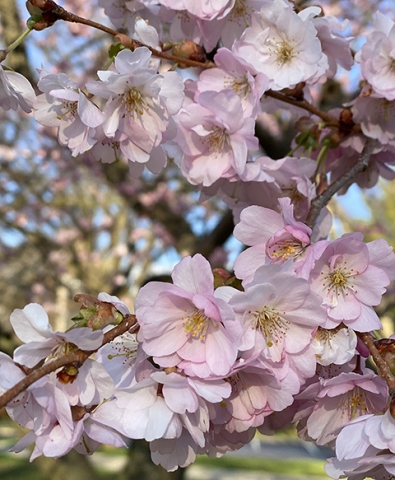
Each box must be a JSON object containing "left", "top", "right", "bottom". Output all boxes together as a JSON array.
[
  {"left": 358, "top": 332, "right": 395, "bottom": 393},
  {"left": 264, "top": 90, "right": 341, "bottom": 128},
  {"left": 28, "top": 0, "right": 215, "bottom": 69},
  {"left": 0, "top": 314, "right": 137, "bottom": 409},
  {"left": 305, "top": 138, "right": 377, "bottom": 229},
  {"left": 27, "top": 1, "right": 362, "bottom": 132}
]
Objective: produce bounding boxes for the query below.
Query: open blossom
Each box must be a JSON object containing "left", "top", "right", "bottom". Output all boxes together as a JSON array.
[
  {"left": 92, "top": 371, "right": 220, "bottom": 470},
  {"left": 10, "top": 303, "right": 103, "bottom": 367},
  {"left": 325, "top": 411, "right": 395, "bottom": 479},
  {"left": 197, "top": 48, "right": 269, "bottom": 117},
  {"left": 234, "top": 0, "right": 327, "bottom": 90},
  {"left": 296, "top": 369, "right": 388, "bottom": 446},
  {"left": 220, "top": 262, "right": 326, "bottom": 370},
  {"left": 0, "top": 65, "right": 36, "bottom": 113},
  {"left": 175, "top": 89, "right": 258, "bottom": 186},
  {"left": 34, "top": 69, "right": 104, "bottom": 156},
  {"left": 198, "top": 0, "right": 271, "bottom": 50},
  {"left": 10, "top": 381, "right": 124, "bottom": 460},
  {"left": 308, "top": 233, "right": 395, "bottom": 331},
  {"left": 86, "top": 47, "right": 184, "bottom": 166},
  {"left": 356, "top": 12, "right": 395, "bottom": 100},
  {"left": 135, "top": 254, "right": 242, "bottom": 378},
  {"left": 234, "top": 197, "right": 312, "bottom": 283}
]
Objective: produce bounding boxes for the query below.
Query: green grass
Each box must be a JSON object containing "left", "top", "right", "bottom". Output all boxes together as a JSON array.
[
  {"left": 0, "top": 453, "right": 45, "bottom": 480},
  {"left": 194, "top": 454, "right": 328, "bottom": 477}
]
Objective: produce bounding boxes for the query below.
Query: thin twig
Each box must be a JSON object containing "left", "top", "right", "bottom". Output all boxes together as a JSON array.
[
  {"left": 264, "top": 90, "right": 340, "bottom": 128},
  {"left": 29, "top": 0, "right": 215, "bottom": 69},
  {"left": 358, "top": 332, "right": 395, "bottom": 392},
  {"left": 305, "top": 138, "right": 377, "bottom": 229},
  {"left": 0, "top": 315, "right": 137, "bottom": 409},
  {"left": 28, "top": 1, "right": 359, "bottom": 131}
]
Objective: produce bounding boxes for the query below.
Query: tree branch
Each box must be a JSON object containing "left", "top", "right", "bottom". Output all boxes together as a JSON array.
[
  {"left": 0, "top": 314, "right": 138, "bottom": 409},
  {"left": 358, "top": 332, "right": 395, "bottom": 393},
  {"left": 305, "top": 138, "right": 377, "bottom": 229},
  {"left": 26, "top": 1, "right": 360, "bottom": 134}
]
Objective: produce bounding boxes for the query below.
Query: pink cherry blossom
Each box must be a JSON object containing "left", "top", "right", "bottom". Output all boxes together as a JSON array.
[
  {"left": 325, "top": 410, "right": 395, "bottom": 479},
  {"left": 175, "top": 90, "right": 258, "bottom": 186},
  {"left": 159, "top": 0, "right": 235, "bottom": 21},
  {"left": 234, "top": 0, "right": 327, "bottom": 90},
  {"left": 86, "top": 47, "right": 184, "bottom": 166},
  {"left": 312, "top": 15, "right": 354, "bottom": 80},
  {"left": 296, "top": 369, "right": 387, "bottom": 446},
  {"left": 135, "top": 254, "right": 242, "bottom": 377},
  {"left": 309, "top": 233, "right": 395, "bottom": 331},
  {"left": 197, "top": 48, "right": 269, "bottom": 117},
  {"left": 351, "top": 89, "right": 395, "bottom": 146},
  {"left": 233, "top": 197, "right": 312, "bottom": 283},
  {"left": 356, "top": 12, "right": 395, "bottom": 101},
  {"left": 221, "top": 262, "right": 326, "bottom": 367}
]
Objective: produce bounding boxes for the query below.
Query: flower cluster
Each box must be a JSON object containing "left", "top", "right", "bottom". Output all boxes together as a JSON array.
[
  {"left": 2, "top": 0, "right": 395, "bottom": 478},
  {"left": 3, "top": 232, "right": 395, "bottom": 470}
]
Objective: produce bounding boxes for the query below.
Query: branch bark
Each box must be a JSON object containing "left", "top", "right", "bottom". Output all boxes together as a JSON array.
[
  {"left": 305, "top": 138, "right": 377, "bottom": 229},
  {"left": 0, "top": 315, "right": 137, "bottom": 409}
]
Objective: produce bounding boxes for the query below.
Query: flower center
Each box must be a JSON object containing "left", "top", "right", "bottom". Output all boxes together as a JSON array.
[
  {"left": 228, "top": 77, "right": 250, "bottom": 99},
  {"left": 183, "top": 309, "right": 215, "bottom": 340},
  {"left": 229, "top": 0, "right": 250, "bottom": 27},
  {"left": 58, "top": 100, "right": 78, "bottom": 120},
  {"left": 106, "top": 333, "right": 138, "bottom": 366},
  {"left": 268, "top": 240, "right": 304, "bottom": 261},
  {"left": 274, "top": 41, "right": 295, "bottom": 65},
  {"left": 202, "top": 126, "right": 230, "bottom": 154},
  {"left": 340, "top": 387, "right": 368, "bottom": 420},
  {"left": 322, "top": 262, "right": 359, "bottom": 296},
  {"left": 123, "top": 87, "right": 148, "bottom": 116},
  {"left": 252, "top": 306, "right": 289, "bottom": 347}
]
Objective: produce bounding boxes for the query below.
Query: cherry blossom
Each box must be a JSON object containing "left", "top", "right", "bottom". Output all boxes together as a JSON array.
[
  {"left": 86, "top": 47, "right": 184, "bottom": 167},
  {"left": 34, "top": 69, "right": 104, "bottom": 156},
  {"left": 308, "top": 233, "right": 395, "bottom": 331},
  {"left": 135, "top": 254, "right": 242, "bottom": 377},
  {"left": 197, "top": 48, "right": 269, "bottom": 117},
  {"left": 175, "top": 89, "right": 258, "bottom": 186},
  {"left": 10, "top": 303, "right": 103, "bottom": 367},
  {"left": 234, "top": 0, "right": 327, "bottom": 90},
  {"left": 356, "top": 12, "right": 395, "bottom": 101},
  {"left": 296, "top": 369, "right": 387, "bottom": 446},
  {"left": 0, "top": 65, "right": 36, "bottom": 113}
]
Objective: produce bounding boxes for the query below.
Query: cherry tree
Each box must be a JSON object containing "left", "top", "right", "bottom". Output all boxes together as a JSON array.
[{"left": 1, "top": 1, "right": 395, "bottom": 478}]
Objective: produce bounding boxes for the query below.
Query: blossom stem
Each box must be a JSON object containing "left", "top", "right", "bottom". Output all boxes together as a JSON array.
[
  {"left": 4, "top": 25, "right": 34, "bottom": 57},
  {"left": 0, "top": 314, "right": 138, "bottom": 409},
  {"left": 358, "top": 332, "right": 395, "bottom": 393},
  {"left": 305, "top": 138, "right": 377, "bottom": 229}
]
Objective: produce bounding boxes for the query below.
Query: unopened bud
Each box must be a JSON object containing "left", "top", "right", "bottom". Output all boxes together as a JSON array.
[
  {"left": 73, "top": 294, "right": 124, "bottom": 330},
  {"left": 172, "top": 40, "right": 206, "bottom": 64},
  {"left": 57, "top": 363, "right": 80, "bottom": 384},
  {"left": 339, "top": 108, "right": 353, "bottom": 125}
]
